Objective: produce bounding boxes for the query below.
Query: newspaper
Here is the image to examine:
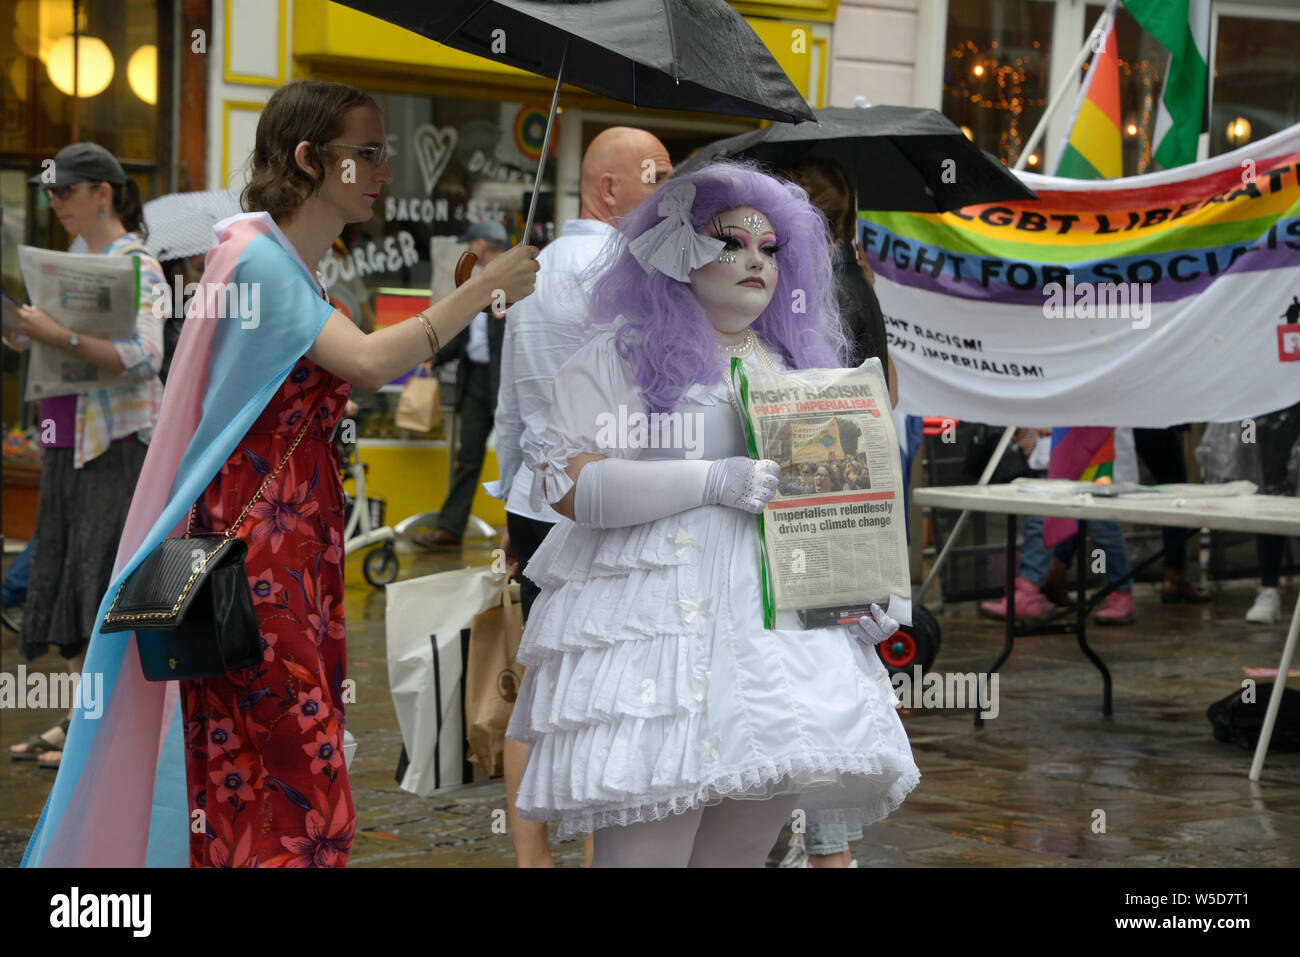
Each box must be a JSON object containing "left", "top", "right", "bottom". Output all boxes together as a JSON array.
[
  {"left": 731, "top": 356, "right": 911, "bottom": 629},
  {"left": 17, "top": 245, "right": 142, "bottom": 400}
]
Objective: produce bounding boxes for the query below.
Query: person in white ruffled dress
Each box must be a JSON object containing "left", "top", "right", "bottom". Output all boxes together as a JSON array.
[{"left": 506, "top": 162, "right": 919, "bottom": 867}]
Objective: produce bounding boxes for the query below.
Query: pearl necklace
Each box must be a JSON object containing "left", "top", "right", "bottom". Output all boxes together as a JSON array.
[
  {"left": 717, "top": 330, "right": 757, "bottom": 359},
  {"left": 718, "top": 330, "right": 778, "bottom": 417}
]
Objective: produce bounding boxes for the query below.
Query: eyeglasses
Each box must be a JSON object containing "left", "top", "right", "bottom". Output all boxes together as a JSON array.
[
  {"left": 325, "top": 142, "right": 388, "bottom": 167},
  {"left": 43, "top": 182, "right": 91, "bottom": 201}
]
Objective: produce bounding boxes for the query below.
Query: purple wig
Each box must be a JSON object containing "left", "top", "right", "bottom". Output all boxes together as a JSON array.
[{"left": 586, "top": 160, "right": 847, "bottom": 414}]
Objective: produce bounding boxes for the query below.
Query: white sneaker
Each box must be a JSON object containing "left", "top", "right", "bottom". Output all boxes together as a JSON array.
[
  {"left": 778, "top": 831, "right": 810, "bottom": 868},
  {"left": 1245, "top": 588, "right": 1281, "bottom": 625}
]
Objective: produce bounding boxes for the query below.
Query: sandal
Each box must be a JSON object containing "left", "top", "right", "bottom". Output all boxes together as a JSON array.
[{"left": 9, "top": 718, "right": 70, "bottom": 761}]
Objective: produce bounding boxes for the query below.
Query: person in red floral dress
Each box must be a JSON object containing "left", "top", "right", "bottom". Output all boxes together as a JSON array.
[
  {"left": 182, "top": 358, "right": 355, "bottom": 867},
  {"left": 158, "top": 80, "right": 537, "bottom": 868}
]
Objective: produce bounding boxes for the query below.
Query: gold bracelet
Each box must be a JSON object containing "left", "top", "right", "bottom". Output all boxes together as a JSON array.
[{"left": 416, "top": 312, "right": 440, "bottom": 359}]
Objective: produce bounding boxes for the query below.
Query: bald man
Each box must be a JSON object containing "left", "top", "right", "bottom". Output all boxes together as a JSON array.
[{"left": 487, "top": 126, "right": 670, "bottom": 867}]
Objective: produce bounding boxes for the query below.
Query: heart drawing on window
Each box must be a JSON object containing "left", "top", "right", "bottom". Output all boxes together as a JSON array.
[{"left": 412, "top": 124, "right": 458, "bottom": 195}]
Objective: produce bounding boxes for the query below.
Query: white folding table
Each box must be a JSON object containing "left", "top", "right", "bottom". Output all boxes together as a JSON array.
[{"left": 913, "top": 483, "right": 1300, "bottom": 780}]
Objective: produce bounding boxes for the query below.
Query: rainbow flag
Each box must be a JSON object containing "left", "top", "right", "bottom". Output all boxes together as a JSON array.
[
  {"left": 1055, "top": 6, "right": 1122, "bottom": 180},
  {"left": 1044, "top": 427, "right": 1116, "bottom": 546}
]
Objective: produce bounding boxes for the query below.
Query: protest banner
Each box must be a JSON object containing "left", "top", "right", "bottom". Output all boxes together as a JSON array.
[{"left": 867, "top": 123, "right": 1300, "bottom": 426}]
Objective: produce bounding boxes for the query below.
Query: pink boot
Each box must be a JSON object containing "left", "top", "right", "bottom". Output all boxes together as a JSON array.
[
  {"left": 980, "top": 577, "right": 1045, "bottom": 620},
  {"left": 1094, "top": 589, "right": 1136, "bottom": 625}
]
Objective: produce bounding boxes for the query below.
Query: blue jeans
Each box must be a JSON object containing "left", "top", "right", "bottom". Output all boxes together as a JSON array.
[
  {"left": 2, "top": 539, "right": 32, "bottom": 606},
  {"left": 804, "top": 808, "right": 863, "bottom": 855},
  {"left": 1053, "top": 521, "right": 1132, "bottom": 591},
  {"left": 1019, "top": 515, "right": 1052, "bottom": 586},
  {"left": 1020, "top": 517, "right": 1131, "bottom": 591}
]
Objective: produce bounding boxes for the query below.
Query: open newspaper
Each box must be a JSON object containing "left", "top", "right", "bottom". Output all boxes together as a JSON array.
[
  {"left": 17, "top": 245, "right": 142, "bottom": 400},
  {"left": 730, "top": 356, "right": 910, "bottom": 629}
]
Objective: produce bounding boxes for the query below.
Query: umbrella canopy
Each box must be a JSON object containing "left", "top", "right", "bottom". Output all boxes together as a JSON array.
[
  {"left": 142, "top": 188, "right": 244, "bottom": 261},
  {"left": 335, "top": 0, "right": 815, "bottom": 125},
  {"left": 674, "top": 105, "right": 1038, "bottom": 212}
]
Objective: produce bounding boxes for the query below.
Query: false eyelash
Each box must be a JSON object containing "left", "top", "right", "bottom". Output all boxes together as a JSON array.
[{"left": 711, "top": 232, "right": 744, "bottom": 249}]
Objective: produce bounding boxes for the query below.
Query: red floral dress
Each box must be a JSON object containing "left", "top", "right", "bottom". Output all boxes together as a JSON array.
[{"left": 180, "top": 357, "right": 354, "bottom": 868}]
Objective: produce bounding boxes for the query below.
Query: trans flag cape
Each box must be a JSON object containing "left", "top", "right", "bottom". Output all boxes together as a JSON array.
[
  {"left": 23, "top": 213, "right": 335, "bottom": 867},
  {"left": 868, "top": 123, "right": 1300, "bottom": 427}
]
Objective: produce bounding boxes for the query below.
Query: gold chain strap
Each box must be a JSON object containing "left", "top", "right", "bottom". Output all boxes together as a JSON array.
[{"left": 186, "top": 398, "right": 324, "bottom": 540}]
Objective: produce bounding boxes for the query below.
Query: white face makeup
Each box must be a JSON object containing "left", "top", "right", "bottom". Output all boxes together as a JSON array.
[{"left": 687, "top": 205, "right": 780, "bottom": 339}]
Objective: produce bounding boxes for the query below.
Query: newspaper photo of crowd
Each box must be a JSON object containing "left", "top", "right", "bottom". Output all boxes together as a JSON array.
[{"left": 766, "top": 415, "right": 873, "bottom": 497}]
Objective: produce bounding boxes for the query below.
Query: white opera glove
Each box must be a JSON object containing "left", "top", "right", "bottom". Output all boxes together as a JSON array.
[
  {"left": 702, "top": 457, "right": 781, "bottom": 514},
  {"left": 571, "top": 457, "right": 712, "bottom": 529},
  {"left": 570, "top": 456, "right": 780, "bottom": 529},
  {"left": 847, "top": 603, "right": 901, "bottom": 646}
]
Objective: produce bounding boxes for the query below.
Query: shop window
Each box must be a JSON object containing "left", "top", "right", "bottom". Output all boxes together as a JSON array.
[
  {"left": 2, "top": 0, "right": 162, "bottom": 440},
  {"left": 1209, "top": 13, "right": 1300, "bottom": 158},
  {"left": 942, "top": 0, "right": 1055, "bottom": 170},
  {"left": 2, "top": 0, "right": 159, "bottom": 162}
]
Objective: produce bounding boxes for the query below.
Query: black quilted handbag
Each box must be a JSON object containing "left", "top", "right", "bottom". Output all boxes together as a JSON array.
[
  {"left": 102, "top": 537, "right": 260, "bottom": 680},
  {"left": 101, "top": 398, "right": 320, "bottom": 681}
]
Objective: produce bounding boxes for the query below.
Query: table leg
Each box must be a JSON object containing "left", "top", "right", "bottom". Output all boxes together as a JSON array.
[
  {"left": 1072, "top": 519, "right": 1113, "bottom": 715},
  {"left": 977, "top": 513, "right": 1018, "bottom": 727},
  {"left": 1248, "top": 591, "right": 1300, "bottom": 781}
]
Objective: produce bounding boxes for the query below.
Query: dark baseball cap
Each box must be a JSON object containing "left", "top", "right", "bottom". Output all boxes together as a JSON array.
[
  {"left": 28, "top": 142, "right": 126, "bottom": 188},
  {"left": 458, "top": 220, "right": 508, "bottom": 245}
]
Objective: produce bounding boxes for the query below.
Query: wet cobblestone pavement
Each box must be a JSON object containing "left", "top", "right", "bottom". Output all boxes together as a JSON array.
[{"left": 3, "top": 539, "right": 1297, "bottom": 867}]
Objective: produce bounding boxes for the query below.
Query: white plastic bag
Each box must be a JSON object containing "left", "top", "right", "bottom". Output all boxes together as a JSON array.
[{"left": 385, "top": 565, "right": 509, "bottom": 796}]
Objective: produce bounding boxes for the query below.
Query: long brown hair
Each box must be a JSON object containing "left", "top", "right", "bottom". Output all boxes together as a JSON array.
[
  {"left": 243, "top": 80, "right": 379, "bottom": 221},
  {"left": 782, "top": 157, "right": 857, "bottom": 247}
]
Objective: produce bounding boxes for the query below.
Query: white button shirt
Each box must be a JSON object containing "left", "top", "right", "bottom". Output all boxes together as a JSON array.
[{"left": 486, "top": 219, "right": 620, "bottom": 522}]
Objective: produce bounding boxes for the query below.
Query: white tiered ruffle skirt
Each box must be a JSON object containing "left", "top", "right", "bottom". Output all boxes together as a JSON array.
[{"left": 507, "top": 504, "right": 920, "bottom": 839}]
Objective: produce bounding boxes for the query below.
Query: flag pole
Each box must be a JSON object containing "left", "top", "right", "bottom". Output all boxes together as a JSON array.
[{"left": 1013, "top": 0, "right": 1120, "bottom": 171}]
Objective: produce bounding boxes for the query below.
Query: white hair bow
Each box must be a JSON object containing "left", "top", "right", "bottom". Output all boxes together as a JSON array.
[{"left": 627, "top": 182, "right": 725, "bottom": 281}]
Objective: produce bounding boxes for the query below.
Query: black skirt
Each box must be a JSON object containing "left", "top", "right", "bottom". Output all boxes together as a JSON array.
[{"left": 20, "top": 438, "right": 147, "bottom": 660}]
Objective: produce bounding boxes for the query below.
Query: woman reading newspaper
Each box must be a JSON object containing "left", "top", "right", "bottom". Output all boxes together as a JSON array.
[{"left": 510, "top": 162, "right": 918, "bottom": 867}]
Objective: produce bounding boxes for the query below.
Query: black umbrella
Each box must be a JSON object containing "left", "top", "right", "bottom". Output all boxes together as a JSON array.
[
  {"left": 337, "top": 0, "right": 816, "bottom": 254},
  {"left": 674, "top": 105, "right": 1037, "bottom": 212}
]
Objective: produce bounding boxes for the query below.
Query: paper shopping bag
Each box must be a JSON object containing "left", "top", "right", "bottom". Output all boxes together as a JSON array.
[
  {"left": 394, "top": 366, "right": 441, "bottom": 433},
  {"left": 464, "top": 582, "right": 524, "bottom": 777}
]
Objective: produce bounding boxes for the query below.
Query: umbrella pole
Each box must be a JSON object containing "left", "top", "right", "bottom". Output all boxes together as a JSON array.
[{"left": 523, "top": 40, "right": 568, "bottom": 244}]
